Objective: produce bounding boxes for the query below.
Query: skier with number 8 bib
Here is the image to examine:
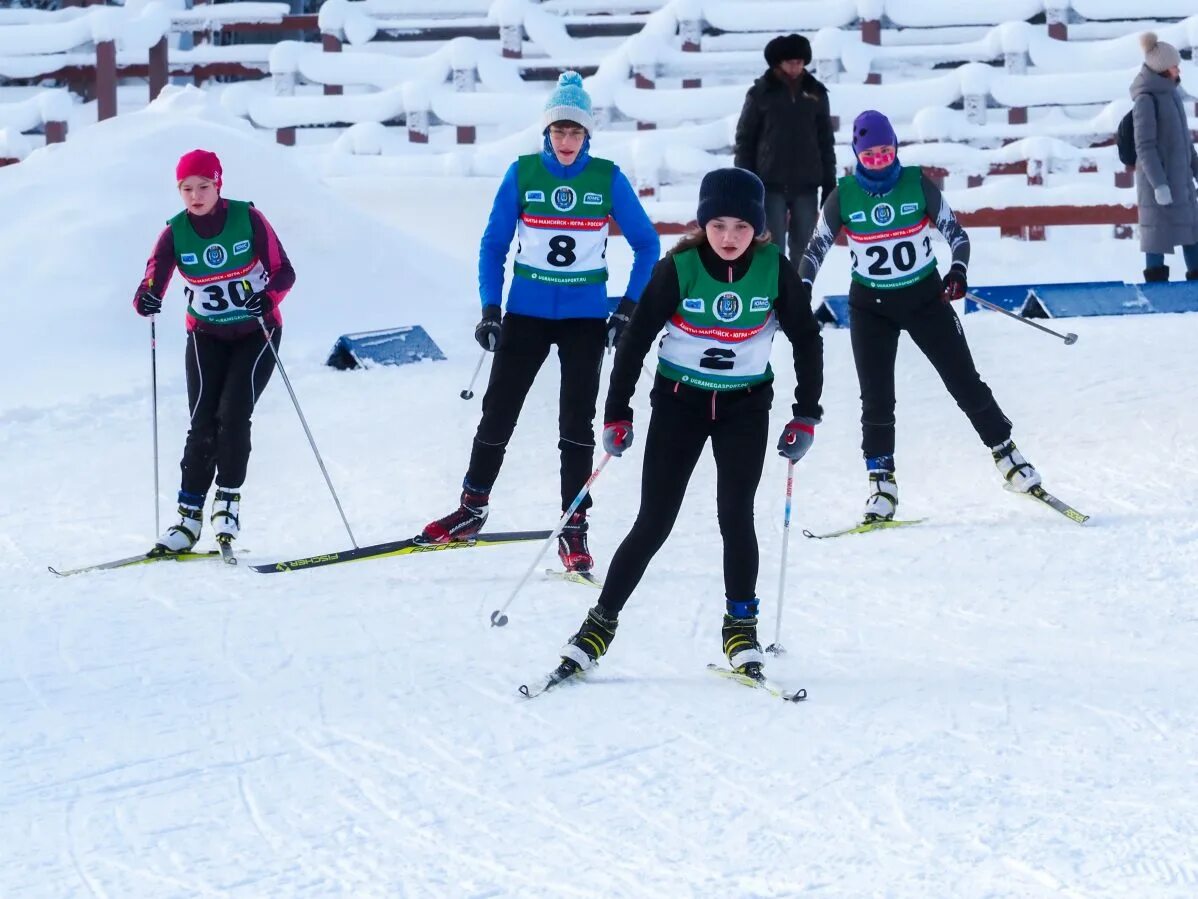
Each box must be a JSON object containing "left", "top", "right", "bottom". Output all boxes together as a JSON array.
[
  {"left": 798, "top": 110, "right": 1042, "bottom": 523},
  {"left": 419, "top": 72, "right": 660, "bottom": 572},
  {"left": 132, "top": 149, "right": 295, "bottom": 553}
]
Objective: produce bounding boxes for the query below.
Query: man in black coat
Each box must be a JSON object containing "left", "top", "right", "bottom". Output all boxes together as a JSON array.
[{"left": 734, "top": 33, "right": 836, "bottom": 267}]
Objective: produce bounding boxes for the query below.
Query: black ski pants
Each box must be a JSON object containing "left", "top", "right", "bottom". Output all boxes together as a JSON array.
[
  {"left": 597, "top": 376, "right": 772, "bottom": 617},
  {"left": 466, "top": 313, "right": 606, "bottom": 511},
  {"left": 180, "top": 327, "right": 279, "bottom": 496},
  {"left": 849, "top": 275, "right": 1010, "bottom": 459},
  {"left": 765, "top": 189, "right": 819, "bottom": 266}
]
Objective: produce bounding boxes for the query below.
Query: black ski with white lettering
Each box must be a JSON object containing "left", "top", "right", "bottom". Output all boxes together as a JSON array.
[{"left": 252, "top": 529, "right": 552, "bottom": 573}]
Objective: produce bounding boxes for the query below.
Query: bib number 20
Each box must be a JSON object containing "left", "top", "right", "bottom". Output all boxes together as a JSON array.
[{"left": 853, "top": 236, "right": 933, "bottom": 276}]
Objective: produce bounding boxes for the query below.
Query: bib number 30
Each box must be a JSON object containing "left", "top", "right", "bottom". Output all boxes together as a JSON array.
[{"left": 185, "top": 281, "right": 250, "bottom": 313}]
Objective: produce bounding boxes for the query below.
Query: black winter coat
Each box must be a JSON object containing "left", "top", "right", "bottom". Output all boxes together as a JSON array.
[{"left": 734, "top": 69, "right": 836, "bottom": 197}]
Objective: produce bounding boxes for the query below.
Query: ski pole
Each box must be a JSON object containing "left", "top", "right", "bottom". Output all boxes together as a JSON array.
[
  {"left": 490, "top": 452, "right": 613, "bottom": 627},
  {"left": 766, "top": 460, "right": 795, "bottom": 655},
  {"left": 965, "top": 292, "right": 1078, "bottom": 345},
  {"left": 256, "top": 318, "right": 359, "bottom": 548},
  {"left": 150, "top": 314, "right": 160, "bottom": 538},
  {"left": 460, "top": 350, "right": 487, "bottom": 400}
]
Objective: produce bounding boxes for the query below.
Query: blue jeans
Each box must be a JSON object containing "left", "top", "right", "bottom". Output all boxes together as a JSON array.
[{"left": 1146, "top": 244, "right": 1198, "bottom": 271}]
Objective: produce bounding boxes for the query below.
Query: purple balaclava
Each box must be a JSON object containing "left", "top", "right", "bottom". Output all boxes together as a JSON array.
[{"left": 851, "top": 109, "right": 897, "bottom": 156}]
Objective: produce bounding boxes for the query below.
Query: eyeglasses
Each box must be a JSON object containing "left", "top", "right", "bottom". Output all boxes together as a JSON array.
[
  {"left": 549, "top": 127, "right": 586, "bottom": 140},
  {"left": 859, "top": 147, "right": 896, "bottom": 166}
]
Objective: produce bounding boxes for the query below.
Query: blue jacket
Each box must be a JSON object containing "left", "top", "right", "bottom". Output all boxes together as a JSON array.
[{"left": 478, "top": 137, "right": 661, "bottom": 319}]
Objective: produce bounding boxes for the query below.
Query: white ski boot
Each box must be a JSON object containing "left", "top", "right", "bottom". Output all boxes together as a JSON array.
[
  {"left": 863, "top": 470, "right": 898, "bottom": 522},
  {"left": 211, "top": 488, "right": 241, "bottom": 544},
  {"left": 155, "top": 502, "right": 203, "bottom": 553},
  {"left": 991, "top": 439, "right": 1041, "bottom": 493}
]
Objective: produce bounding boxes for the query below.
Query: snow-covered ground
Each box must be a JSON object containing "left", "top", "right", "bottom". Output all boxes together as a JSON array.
[{"left": 2, "top": 93, "right": 1198, "bottom": 898}]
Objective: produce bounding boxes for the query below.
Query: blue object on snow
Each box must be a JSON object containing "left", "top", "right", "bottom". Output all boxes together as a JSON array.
[
  {"left": 1137, "top": 281, "right": 1198, "bottom": 314},
  {"left": 1029, "top": 282, "right": 1146, "bottom": 318},
  {"left": 326, "top": 326, "right": 446, "bottom": 370},
  {"left": 815, "top": 295, "right": 850, "bottom": 328}
]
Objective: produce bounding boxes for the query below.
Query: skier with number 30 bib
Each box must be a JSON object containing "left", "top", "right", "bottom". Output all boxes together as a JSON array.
[
  {"left": 419, "top": 72, "right": 660, "bottom": 572},
  {"left": 132, "top": 149, "right": 295, "bottom": 554},
  {"left": 799, "top": 110, "right": 1043, "bottom": 523}
]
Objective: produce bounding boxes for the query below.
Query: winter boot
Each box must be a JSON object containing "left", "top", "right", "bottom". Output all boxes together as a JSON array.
[
  {"left": 991, "top": 439, "right": 1041, "bottom": 492},
  {"left": 211, "top": 487, "right": 241, "bottom": 544},
  {"left": 155, "top": 493, "right": 204, "bottom": 553},
  {"left": 1143, "top": 265, "right": 1169, "bottom": 283},
  {"left": 420, "top": 488, "right": 489, "bottom": 544},
  {"left": 862, "top": 455, "right": 898, "bottom": 522},
  {"left": 557, "top": 510, "right": 593, "bottom": 572},
  {"left": 559, "top": 605, "right": 618, "bottom": 674},
  {"left": 723, "top": 599, "right": 765, "bottom": 676}
]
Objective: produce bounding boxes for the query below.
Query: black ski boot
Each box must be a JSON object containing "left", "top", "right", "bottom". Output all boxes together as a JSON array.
[
  {"left": 722, "top": 599, "right": 765, "bottom": 678},
  {"left": 419, "top": 489, "right": 489, "bottom": 544},
  {"left": 559, "top": 605, "right": 618, "bottom": 675},
  {"left": 1144, "top": 265, "right": 1169, "bottom": 283},
  {"left": 557, "top": 510, "right": 593, "bottom": 572}
]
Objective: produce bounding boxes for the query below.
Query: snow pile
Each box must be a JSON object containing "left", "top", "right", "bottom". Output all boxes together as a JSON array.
[{"left": 0, "top": 85, "right": 462, "bottom": 415}]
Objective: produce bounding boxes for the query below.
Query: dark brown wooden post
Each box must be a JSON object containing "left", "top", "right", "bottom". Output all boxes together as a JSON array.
[
  {"left": 861, "top": 19, "right": 881, "bottom": 46},
  {"left": 149, "top": 36, "right": 169, "bottom": 101},
  {"left": 45, "top": 120, "right": 68, "bottom": 144},
  {"left": 276, "top": 127, "right": 296, "bottom": 146},
  {"left": 95, "top": 39, "right": 117, "bottom": 121},
  {"left": 680, "top": 16, "right": 701, "bottom": 89},
  {"left": 322, "top": 33, "right": 343, "bottom": 96}
]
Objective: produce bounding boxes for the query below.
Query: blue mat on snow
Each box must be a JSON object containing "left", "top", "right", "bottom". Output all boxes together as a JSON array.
[{"left": 327, "top": 325, "right": 446, "bottom": 370}]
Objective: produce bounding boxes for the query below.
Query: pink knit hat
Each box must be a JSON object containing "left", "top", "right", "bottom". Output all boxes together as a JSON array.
[{"left": 175, "top": 149, "right": 222, "bottom": 186}]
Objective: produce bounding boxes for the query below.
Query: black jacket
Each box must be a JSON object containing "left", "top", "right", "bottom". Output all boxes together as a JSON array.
[
  {"left": 605, "top": 241, "right": 824, "bottom": 424},
  {"left": 734, "top": 69, "right": 836, "bottom": 197}
]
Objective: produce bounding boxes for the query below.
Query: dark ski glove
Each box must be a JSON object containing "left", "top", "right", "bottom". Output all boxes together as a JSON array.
[
  {"left": 606, "top": 297, "right": 636, "bottom": 349},
  {"left": 136, "top": 291, "right": 162, "bottom": 316},
  {"left": 474, "top": 304, "right": 502, "bottom": 352},
  {"left": 602, "top": 420, "right": 634, "bottom": 457},
  {"left": 941, "top": 263, "right": 967, "bottom": 303},
  {"left": 777, "top": 417, "right": 818, "bottom": 462},
  {"left": 244, "top": 291, "right": 272, "bottom": 317}
]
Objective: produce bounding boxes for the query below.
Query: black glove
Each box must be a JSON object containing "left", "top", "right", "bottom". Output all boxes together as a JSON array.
[
  {"left": 136, "top": 291, "right": 162, "bottom": 317},
  {"left": 819, "top": 182, "right": 836, "bottom": 209},
  {"left": 941, "top": 263, "right": 967, "bottom": 303},
  {"left": 605, "top": 297, "right": 636, "bottom": 349},
  {"left": 474, "top": 304, "right": 502, "bottom": 352},
  {"left": 777, "top": 416, "right": 818, "bottom": 462},
  {"left": 244, "top": 291, "right": 272, "bottom": 317}
]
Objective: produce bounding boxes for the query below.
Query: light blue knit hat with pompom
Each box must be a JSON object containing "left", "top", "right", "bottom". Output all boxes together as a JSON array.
[{"left": 543, "top": 71, "right": 595, "bottom": 133}]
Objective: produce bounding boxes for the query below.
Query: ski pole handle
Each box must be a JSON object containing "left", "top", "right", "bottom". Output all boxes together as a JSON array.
[
  {"left": 461, "top": 350, "right": 487, "bottom": 400},
  {"left": 490, "top": 453, "right": 613, "bottom": 627},
  {"left": 966, "top": 292, "right": 1078, "bottom": 345}
]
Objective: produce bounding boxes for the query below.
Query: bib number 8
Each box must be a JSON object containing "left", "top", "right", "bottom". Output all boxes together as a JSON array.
[{"left": 547, "top": 235, "right": 577, "bottom": 267}]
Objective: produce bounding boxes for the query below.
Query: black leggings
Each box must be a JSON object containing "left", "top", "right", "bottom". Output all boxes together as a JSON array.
[
  {"left": 597, "top": 376, "right": 771, "bottom": 616},
  {"left": 849, "top": 276, "right": 1010, "bottom": 459},
  {"left": 179, "top": 327, "right": 279, "bottom": 496},
  {"left": 466, "top": 313, "right": 606, "bottom": 511}
]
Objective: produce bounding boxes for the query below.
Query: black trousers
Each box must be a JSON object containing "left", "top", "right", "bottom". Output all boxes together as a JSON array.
[
  {"left": 849, "top": 276, "right": 1010, "bottom": 459},
  {"left": 765, "top": 189, "right": 819, "bottom": 265},
  {"left": 180, "top": 327, "right": 279, "bottom": 496},
  {"left": 466, "top": 313, "right": 606, "bottom": 511},
  {"left": 597, "top": 376, "right": 771, "bottom": 616}
]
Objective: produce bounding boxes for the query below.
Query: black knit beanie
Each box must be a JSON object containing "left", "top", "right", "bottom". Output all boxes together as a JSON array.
[{"left": 696, "top": 168, "right": 766, "bottom": 236}]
